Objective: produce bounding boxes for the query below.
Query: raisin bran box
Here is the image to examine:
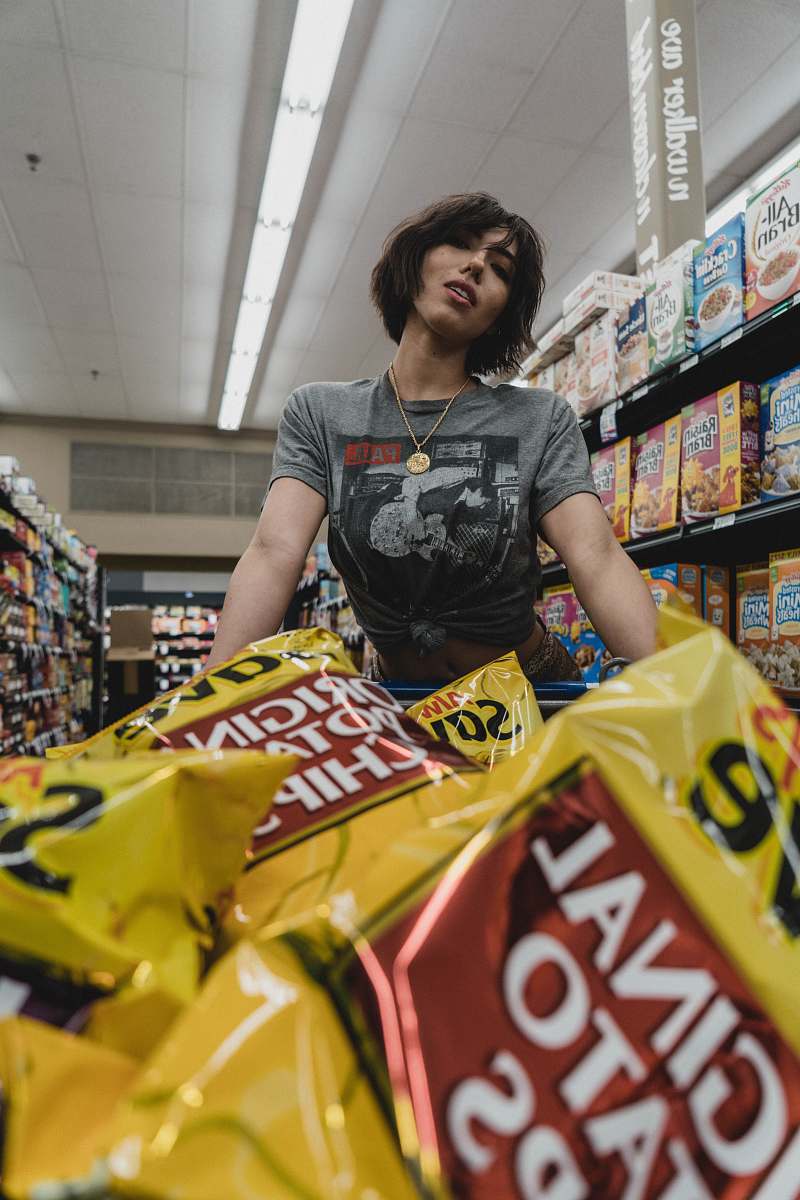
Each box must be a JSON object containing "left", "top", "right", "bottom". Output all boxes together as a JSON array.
[
  {"left": 761, "top": 363, "right": 800, "bottom": 501},
  {"left": 745, "top": 158, "right": 800, "bottom": 321},
  {"left": 616, "top": 295, "right": 648, "bottom": 394},
  {"left": 680, "top": 382, "right": 760, "bottom": 523},
  {"left": 702, "top": 565, "right": 731, "bottom": 637},
  {"left": 646, "top": 240, "right": 699, "bottom": 372},
  {"left": 736, "top": 563, "right": 769, "bottom": 671},
  {"left": 631, "top": 415, "right": 681, "bottom": 538},
  {"left": 590, "top": 437, "right": 631, "bottom": 541},
  {"left": 693, "top": 214, "right": 745, "bottom": 351},
  {"left": 542, "top": 585, "right": 606, "bottom": 683}
]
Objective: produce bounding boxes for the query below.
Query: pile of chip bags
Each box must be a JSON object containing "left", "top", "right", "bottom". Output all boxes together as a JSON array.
[{"left": 3, "top": 614, "right": 800, "bottom": 1198}]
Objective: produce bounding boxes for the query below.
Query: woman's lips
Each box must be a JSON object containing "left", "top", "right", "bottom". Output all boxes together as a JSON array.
[{"left": 444, "top": 283, "right": 475, "bottom": 307}]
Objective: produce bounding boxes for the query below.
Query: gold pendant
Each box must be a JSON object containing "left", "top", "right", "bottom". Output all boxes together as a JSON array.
[{"left": 406, "top": 451, "right": 430, "bottom": 474}]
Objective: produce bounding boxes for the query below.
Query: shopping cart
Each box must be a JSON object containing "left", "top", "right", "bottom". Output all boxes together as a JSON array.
[{"left": 383, "top": 658, "right": 629, "bottom": 718}]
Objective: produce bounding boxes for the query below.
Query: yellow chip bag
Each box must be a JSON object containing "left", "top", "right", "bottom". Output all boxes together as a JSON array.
[
  {"left": 100, "top": 610, "right": 800, "bottom": 1199},
  {"left": 0, "top": 751, "right": 293, "bottom": 1053},
  {"left": 408, "top": 650, "right": 543, "bottom": 765},
  {"left": 48, "top": 628, "right": 484, "bottom": 946},
  {"left": 0, "top": 1017, "right": 139, "bottom": 1200}
]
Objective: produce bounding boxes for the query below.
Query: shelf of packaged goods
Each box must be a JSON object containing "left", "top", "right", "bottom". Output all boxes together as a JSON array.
[
  {"left": 580, "top": 294, "right": 800, "bottom": 454},
  {"left": 0, "top": 489, "right": 92, "bottom": 575},
  {"left": 153, "top": 631, "right": 215, "bottom": 641},
  {"left": 2, "top": 686, "right": 71, "bottom": 708},
  {"left": 541, "top": 494, "right": 800, "bottom": 586}
]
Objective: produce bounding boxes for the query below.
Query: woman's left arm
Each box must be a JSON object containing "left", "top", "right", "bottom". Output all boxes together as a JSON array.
[{"left": 540, "top": 493, "right": 657, "bottom": 661}]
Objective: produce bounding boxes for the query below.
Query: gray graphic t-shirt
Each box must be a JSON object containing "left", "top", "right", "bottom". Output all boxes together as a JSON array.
[{"left": 269, "top": 374, "right": 598, "bottom": 653}]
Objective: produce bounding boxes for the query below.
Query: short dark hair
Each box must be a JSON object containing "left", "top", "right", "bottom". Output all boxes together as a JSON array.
[{"left": 370, "top": 192, "right": 546, "bottom": 377}]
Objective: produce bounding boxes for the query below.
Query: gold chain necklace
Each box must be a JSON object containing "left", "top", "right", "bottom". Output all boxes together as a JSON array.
[{"left": 388, "top": 363, "right": 471, "bottom": 474}]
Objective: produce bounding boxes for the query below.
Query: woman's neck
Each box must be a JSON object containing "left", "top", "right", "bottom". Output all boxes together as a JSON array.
[{"left": 390, "top": 319, "right": 476, "bottom": 402}]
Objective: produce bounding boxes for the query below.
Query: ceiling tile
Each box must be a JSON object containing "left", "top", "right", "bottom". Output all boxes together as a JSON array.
[
  {"left": 182, "top": 283, "right": 222, "bottom": 340},
  {"left": 179, "top": 380, "right": 211, "bottom": 417},
  {"left": 0, "top": 322, "right": 62, "bottom": 371},
  {"left": 358, "top": 334, "right": 396, "bottom": 379},
  {"left": 593, "top": 103, "right": 631, "bottom": 158},
  {"left": 181, "top": 336, "right": 215, "bottom": 382},
  {"left": 433, "top": 0, "right": 582, "bottom": 73},
  {"left": 362, "top": 118, "right": 496, "bottom": 233},
  {"left": 534, "top": 150, "right": 632, "bottom": 258},
  {"left": 353, "top": 0, "right": 452, "bottom": 115},
  {"left": 118, "top": 333, "right": 179, "bottom": 381},
  {"left": 64, "top": 0, "right": 185, "bottom": 70},
  {"left": 32, "top": 266, "right": 113, "bottom": 331},
  {"left": 0, "top": 0, "right": 61, "bottom": 47},
  {"left": 183, "top": 202, "right": 235, "bottom": 286},
  {"left": 73, "top": 58, "right": 183, "bottom": 198},
  {"left": 290, "top": 217, "right": 359, "bottom": 305},
  {"left": 122, "top": 375, "right": 180, "bottom": 416},
  {"left": 410, "top": 49, "right": 534, "bottom": 133},
  {"left": 0, "top": 179, "right": 103, "bottom": 272},
  {"left": 108, "top": 276, "right": 181, "bottom": 339},
  {"left": 185, "top": 77, "right": 249, "bottom": 205},
  {"left": 0, "top": 44, "right": 85, "bottom": 187},
  {"left": 96, "top": 192, "right": 181, "bottom": 282},
  {"left": 0, "top": 205, "right": 21, "bottom": 263},
  {"left": 52, "top": 329, "right": 120, "bottom": 373},
  {"left": 470, "top": 135, "right": 582, "bottom": 222},
  {"left": 71, "top": 372, "right": 128, "bottom": 419},
  {"left": 0, "top": 262, "right": 45, "bottom": 324},
  {"left": 273, "top": 293, "right": 330, "bottom": 352},
  {"left": 697, "top": 0, "right": 800, "bottom": 130},
  {"left": 509, "top": 20, "right": 628, "bottom": 148},
  {"left": 316, "top": 108, "right": 401, "bottom": 227},
  {"left": 187, "top": 0, "right": 261, "bottom": 81},
  {"left": 0, "top": 364, "right": 20, "bottom": 405},
  {"left": 7, "top": 369, "right": 75, "bottom": 404}
]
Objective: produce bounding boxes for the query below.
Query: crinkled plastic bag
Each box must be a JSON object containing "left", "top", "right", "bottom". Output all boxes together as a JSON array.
[
  {"left": 0, "top": 751, "right": 293, "bottom": 1055},
  {"left": 408, "top": 650, "right": 542, "bottom": 766}
]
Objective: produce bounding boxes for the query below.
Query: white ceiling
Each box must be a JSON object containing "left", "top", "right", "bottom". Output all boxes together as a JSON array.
[{"left": 0, "top": 0, "right": 799, "bottom": 432}]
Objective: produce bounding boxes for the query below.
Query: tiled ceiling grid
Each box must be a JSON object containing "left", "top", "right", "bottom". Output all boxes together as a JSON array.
[{"left": 0, "top": 0, "right": 799, "bottom": 433}]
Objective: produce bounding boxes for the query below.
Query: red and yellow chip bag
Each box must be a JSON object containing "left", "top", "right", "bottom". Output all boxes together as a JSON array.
[{"left": 408, "top": 651, "right": 543, "bottom": 767}]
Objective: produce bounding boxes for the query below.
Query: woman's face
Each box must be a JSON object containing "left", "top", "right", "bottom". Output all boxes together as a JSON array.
[{"left": 412, "top": 226, "right": 517, "bottom": 346}]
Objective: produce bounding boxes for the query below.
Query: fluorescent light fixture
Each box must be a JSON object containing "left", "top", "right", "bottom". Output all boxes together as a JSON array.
[
  {"left": 217, "top": 0, "right": 354, "bottom": 431},
  {"left": 705, "top": 135, "right": 800, "bottom": 235}
]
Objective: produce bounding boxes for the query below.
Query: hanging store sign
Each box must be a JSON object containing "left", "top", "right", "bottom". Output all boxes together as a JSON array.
[{"left": 625, "top": 0, "right": 706, "bottom": 276}]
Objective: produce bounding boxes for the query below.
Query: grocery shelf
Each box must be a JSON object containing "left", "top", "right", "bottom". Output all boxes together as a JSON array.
[
  {"left": 580, "top": 293, "right": 800, "bottom": 454},
  {"left": 542, "top": 494, "right": 800, "bottom": 585}
]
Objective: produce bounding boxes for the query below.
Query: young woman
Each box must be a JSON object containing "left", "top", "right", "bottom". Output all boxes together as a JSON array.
[{"left": 207, "top": 193, "right": 656, "bottom": 680}]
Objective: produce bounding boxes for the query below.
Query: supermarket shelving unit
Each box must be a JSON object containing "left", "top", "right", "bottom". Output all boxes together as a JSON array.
[{"left": 0, "top": 486, "right": 105, "bottom": 754}]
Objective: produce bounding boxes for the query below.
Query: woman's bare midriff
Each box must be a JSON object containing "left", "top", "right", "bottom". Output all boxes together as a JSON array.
[{"left": 377, "top": 622, "right": 545, "bottom": 682}]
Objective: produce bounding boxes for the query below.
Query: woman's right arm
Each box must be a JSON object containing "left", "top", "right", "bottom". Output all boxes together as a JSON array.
[{"left": 204, "top": 477, "right": 327, "bottom": 668}]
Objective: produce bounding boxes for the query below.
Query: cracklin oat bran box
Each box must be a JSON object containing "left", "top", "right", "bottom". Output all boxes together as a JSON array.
[
  {"left": 693, "top": 214, "right": 745, "bottom": 351},
  {"left": 761, "top": 363, "right": 800, "bottom": 502},
  {"left": 616, "top": 295, "right": 648, "bottom": 395},
  {"left": 737, "top": 563, "right": 770, "bottom": 672},
  {"left": 746, "top": 158, "right": 800, "bottom": 320},
  {"left": 631, "top": 415, "right": 681, "bottom": 538},
  {"left": 591, "top": 437, "right": 631, "bottom": 541},
  {"left": 680, "top": 382, "right": 761, "bottom": 523}
]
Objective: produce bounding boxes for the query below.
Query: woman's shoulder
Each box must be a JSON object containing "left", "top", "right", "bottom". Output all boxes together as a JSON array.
[
  {"left": 290, "top": 377, "right": 380, "bottom": 409},
  {"left": 486, "top": 382, "right": 574, "bottom": 421}
]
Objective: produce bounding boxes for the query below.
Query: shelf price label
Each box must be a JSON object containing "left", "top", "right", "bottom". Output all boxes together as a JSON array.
[
  {"left": 712, "top": 513, "right": 736, "bottom": 531},
  {"left": 599, "top": 400, "right": 621, "bottom": 444},
  {"left": 720, "top": 328, "right": 743, "bottom": 349},
  {"left": 631, "top": 385, "right": 648, "bottom": 401},
  {"left": 794, "top": 291, "right": 800, "bottom": 307},
  {"left": 679, "top": 354, "right": 699, "bottom": 373}
]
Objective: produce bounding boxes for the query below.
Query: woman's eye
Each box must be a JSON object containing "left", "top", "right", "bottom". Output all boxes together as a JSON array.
[
  {"left": 493, "top": 263, "right": 509, "bottom": 281},
  {"left": 448, "top": 235, "right": 467, "bottom": 248}
]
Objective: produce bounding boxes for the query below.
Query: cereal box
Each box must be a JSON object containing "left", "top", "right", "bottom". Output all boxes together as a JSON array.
[
  {"left": 616, "top": 296, "right": 648, "bottom": 395},
  {"left": 563, "top": 288, "right": 640, "bottom": 338},
  {"left": 542, "top": 585, "right": 606, "bottom": 683},
  {"left": 693, "top": 214, "right": 745, "bottom": 351},
  {"left": 536, "top": 318, "right": 574, "bottom": 366},
  {"left": 641, "top": 564, "right": 702, "bottom": 616},
  {"left": 736, "top": 563, "right": 769, "bottom": 672},
  {"left": 680, "top": 382, "right": 760, "bottom": 523},
  {"left": 745, "top": 159, "right": 800, "bottom": 321},
  {"left": 590, "top": 437, "right": 631, "bottom": 541},
  {"left": 702, "top": 565, "right": 731, "bottom": 637},
  {"left": 768, "top": 549, "right": 800, "bottom": 695},
  {"left": 646, "top": 241, "right": 699, "bottom": 372},
  {"left": 562, "top": 270, "right": 642, "bottom": 316},
  {"left": 574, "top": 313, "right": 619, "bottom": 416},
  {"left": 761, "top": 363, "right": 800, "bottom": 501},
  {"left": 631, "top": 415, "right": 681, "bottom": 538},
  {"left": 530, "top": 362, "right": 555, "bottom": 391},
  {"left": 536, "top": 535, "right": 559, "bottom": 567},
  {"left": 553, "top": 350, "right": 575, "bottom": 399}
]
